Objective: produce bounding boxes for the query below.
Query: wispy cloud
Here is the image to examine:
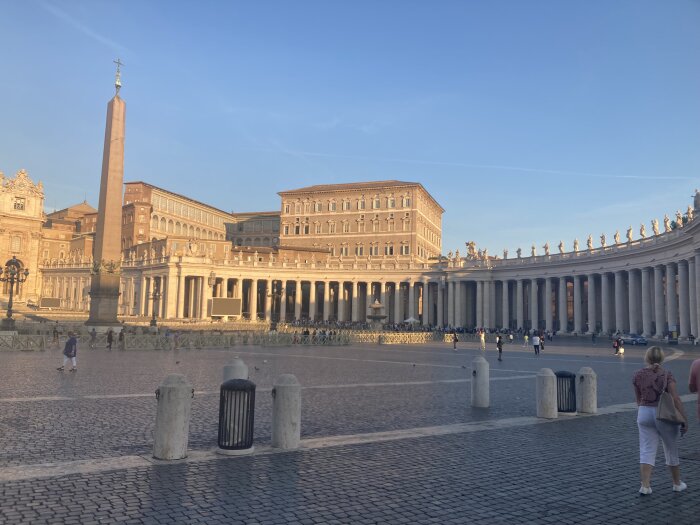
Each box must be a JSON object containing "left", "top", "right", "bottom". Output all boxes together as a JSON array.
[
  {"left": 40, "top": 0, "right": 127, "bottom": 53},
  {"left": 250, "top": 147, "right": 694, "bottom": 181}
]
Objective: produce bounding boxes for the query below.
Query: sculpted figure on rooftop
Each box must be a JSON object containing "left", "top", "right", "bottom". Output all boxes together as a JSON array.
[
  {"left": 687, "top": 205, "right": 694, "bottom": 221},
  {"left": 651, "top": 218, "right": 660, "bottom": 236},
  {"left": 516, "top": 247, "right": 522, "bottom": 258},
  {"left": 573, "top": 238, "right": 579, "bottom": 252},
  {"left": 503, "top": 249, "right": 508, "bottom": 260},
  {"left": 664, "top": 214, "right": 671, "bottom": 232},
  {"left": 543, "top": 242, "right": 550, "bottom": 256},
  {"left": 600, "top": 234, "right": 606, "bottom": 248},
  {"left": 531, "top": 245, "right": 536, "bottom": 257},
  {"left": 614, "top": 230, "right": 620, "bottom": 245},
  {"left": 626, "top": 226, "right": 633, "bottom": 242},
  {"left": 558, "top": 240, "right": 564, "bottom": 254},
  {"left": 640, "top": 224, "right": 647, "bottom": 239},
  {"left": 587, "top": 235, "right": 593, "bottom": 251},
  {"left": 675, "top": 210, "right": 684, "bottom": 228}
]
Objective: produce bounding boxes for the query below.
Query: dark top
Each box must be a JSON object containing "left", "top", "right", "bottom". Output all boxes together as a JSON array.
[{"left": 63, "top": 336, "right": 78, "bottom": 358}]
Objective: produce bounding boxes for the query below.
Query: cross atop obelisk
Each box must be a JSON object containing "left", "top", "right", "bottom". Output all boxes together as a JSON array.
[
  {"left": 113, "top": 58, "right": 124, "bottom": 95},
  {"left": 87, "top": 63, "right": 127, "bottom": 329}
]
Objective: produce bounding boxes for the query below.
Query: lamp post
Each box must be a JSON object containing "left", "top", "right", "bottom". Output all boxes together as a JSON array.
[
  {"left": 0, "top": 257, "right": 30, "bottom": 331},
  {"left": 149, "top": 278, "right": 161, "bottom": 327},
  {"left": 267, "top": 280, "right": 284, "bottom": 330}
]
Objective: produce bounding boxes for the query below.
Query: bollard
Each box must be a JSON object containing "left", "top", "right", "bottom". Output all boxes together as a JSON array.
[
  {"left": 576, "top": 367, "right": 597, "bottom": 414},
  {"left": 271, "top": 374, "right": 302, "bottom": 449},
  {"left": 536, "top": 368, "right": 558, "bottom": 419},
  {"left": 153, "top": 374, "right": 194, "bottom": 460},
  {"left": 223, "top": 357, "right": 249, "bottom": 382},
  {"left": 470, "top": 356, "right": 490, "bottom": 408}
]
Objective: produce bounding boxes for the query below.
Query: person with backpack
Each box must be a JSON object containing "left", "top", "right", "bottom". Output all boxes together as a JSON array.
[{"left": 56, "top": 332, "right": 78, "bottom": 372}]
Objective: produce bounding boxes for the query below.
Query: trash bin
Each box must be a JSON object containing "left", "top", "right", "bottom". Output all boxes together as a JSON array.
[
  {"left": 554, "top": 371, "right": 576, "bottom": 413},
  {"left": 218, "top": 379, "right": 255, "bottom": 453}
]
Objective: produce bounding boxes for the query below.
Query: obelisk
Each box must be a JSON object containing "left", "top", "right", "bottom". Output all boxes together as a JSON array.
[{"left": 86, "top": 60, "right": 126, "bottom": 328}]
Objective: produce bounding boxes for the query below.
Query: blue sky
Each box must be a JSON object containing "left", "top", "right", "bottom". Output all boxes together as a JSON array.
[{"left": 1, "top": 0, "right": 698, "bottom": 256}]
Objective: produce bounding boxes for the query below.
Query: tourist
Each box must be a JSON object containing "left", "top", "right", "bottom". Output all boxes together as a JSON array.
[
  {"left": 522, "top": 333, "right": 529, "bottom": 347},
  {"left": 532, "top": 333, "right": 540, "bottom": 355},
  {"left": 89, "top": 328, "right": 97, "bottom": 349},
  {"left": 508, "top": 333, "right": 513, "bottom": 344},
  {"left": 56, "top": 331, "right": 78, "bottom": 372},
  {"left": 106, "top": 328, "right": 114, "bottom": 350},
  {"left": 452, "top": 330, "right": 458, "bottom": 350},
  {"left": 118, "top": 329, "right": 125, "bottom": 350},
  {"left": 496, "top": 335, "right": 503, "bottom": 361},
  {"left": 479, "top": 330, "right": 486, "bottom": 351},
  {"left": 689, "top": 358, "right": 700, "bottom": 426},
  {"left": 633, "top": 346, "right": 688, "bottom": 495}
]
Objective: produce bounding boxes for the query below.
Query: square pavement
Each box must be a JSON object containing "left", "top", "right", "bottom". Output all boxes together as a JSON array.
[{"left": 0, "top": 338, "right": 698, "bottom": 524}]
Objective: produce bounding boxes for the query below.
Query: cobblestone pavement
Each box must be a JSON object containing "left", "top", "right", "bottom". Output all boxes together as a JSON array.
[{"left": 0, "top": 341, "right": 699, "bottom": 523}]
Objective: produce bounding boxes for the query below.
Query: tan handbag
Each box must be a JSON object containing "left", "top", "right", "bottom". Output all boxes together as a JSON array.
[{"left": 656, "top": 372, "right": 684, "bottom": 424}]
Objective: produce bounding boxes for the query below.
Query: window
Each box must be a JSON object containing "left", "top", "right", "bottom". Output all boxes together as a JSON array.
[
  {"left": 294, "top": 203, "right": 301, "bottom": 214},
  {"left": 358, "top": 221, "right": 365, "bottom": 233},
  {"left": 355, "top": 245, "right": 364, "bottom": 256},
  {"left": 340, "top": 246, "right": 349, "bottom": 256},
  {"left": 283, "top": 225, "right": 290, "bottom": 235},
  {"left": 387, "top": 220, "right": 395, "bottom": 232},
  {"left": 315, "top": 223, "right": 322, "bottom": 234},
  {"left": 401, "top": 245, "right": 410, "bottom": 255},
  {"left": 294, "top": 224, "right": 300, "bottom": 235},
  {"left": 284, "top": 203, "right": 291, "bottom": 214},
  {"left": 303, "top": 224, "right": 310, "bottom": 235},
  {"left": 329, "top": 201, "right": 337, "bottom": 212},
  {"left": 357, "top": 199, "right": 365, "bottom": 210},
  {"left": 342, "top": 201, "right": 351, "bottom": 211},
  {"left": 372, "top": 221, "right": 379, "bottom": 232},
  {"left": 387, "top": 196, "right": 395, "bottom": 208},
  {"left": 372, "top": 197, "right": 380, "bottom": 209},
  {"left": 13, "top": 197, "right": 25, "bottom": 211},
  {"left": 314, "top": 201, "right": 322, "bottom": 212},
  {"left": 10, "top": 236, "right": 21, "bottom": 252},
  {"left": 384, "top": 245, "right": 394, "bottom": 256},
  {"left": 370, "top": 245, "right": 379, "bottom": 256},
  {"left": 343, "top": 222, "right": 350, "bottom": 233},
  {"left": 403, "top": 220, "right": 410, "bottom": 231},
  {"left": 329, "top": 222, "right": 336, "bottom": 234},
  {"left": 304, "top": 202, "right": 310, "bottom": 214},
  {"left": 403, "top": 197, "right": 411, "bottom": 207}
]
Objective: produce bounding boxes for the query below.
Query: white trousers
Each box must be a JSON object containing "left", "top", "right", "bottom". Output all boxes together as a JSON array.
[
  {"left": 637, "top": 406, "right": 680, "bottom": 466},
  {"left": 62, "top": 356, "right": 77, "bottom": 368}
]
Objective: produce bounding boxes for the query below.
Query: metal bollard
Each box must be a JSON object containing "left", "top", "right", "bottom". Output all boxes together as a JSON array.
[
  {"left": 271, "top": 374, "right": 302, "bottom": 449},
  {"left": 223, "top": 357, "right": 249, "bottom": 382},
  {"left": 536, "top": 368, "right": 558, "bottom": 419},
  {"left": 153, "top": 374, "right": 194, "bottom": 460},
  {"left": 576, "top": 367, "right": 597, "bottom": 414},
  {"left": 470, "top": 356, "right": 489, "bottom": 408}
]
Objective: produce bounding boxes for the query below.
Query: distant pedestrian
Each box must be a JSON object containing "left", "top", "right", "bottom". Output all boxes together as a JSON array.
[
  {"left": 452, "top": 331, "right": 459, "bottom": 350},
  {"left": 523, "top": 333, "right": 529, "bottom": 347},
  {"left": 89, "top": 328, "right": 97, "bottom": 350},
  {"left": 633, "top": 346, "right": 688, "bottom": 495},
  {"left": 57, "top": 331, "right": 78, "bottom": 372},
  {"left": 532, "top": 334, "right": 541, "bottom": 355},
  {"left": 106, "top": 329, "right": 114, "bottom": 350},
  {"left": 479, "top": 331, "right": 486, "bottom": 351},
  {"left": 508, "top": 333, "right": 513, "bottom": 344},
  {"left": 591, "top": 333, "right": 597, "bottom": 344},
  {"left": 496, "top": 335, "right": 503, "bottom": 361},
  {"left": 118, "top": 330, "right": 125, "bottom": 350}
]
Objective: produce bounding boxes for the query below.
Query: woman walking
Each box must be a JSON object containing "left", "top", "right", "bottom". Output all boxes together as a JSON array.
[
  {"left": 57, "top": 331, "right": 78, "bottom": 372},
  {"left": 632, "top": 346, "right": 688, "bottom": 495},
  {"left": 496, "top": 335, "right": 503, "bottom": 361}
]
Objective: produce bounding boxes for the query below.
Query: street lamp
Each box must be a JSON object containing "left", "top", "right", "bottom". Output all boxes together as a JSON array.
[
  {"left": 150, "top": 279, "right": 161, "bottom": 327},
  {"left": 0, "top": 257, "right": 29, "bottom": 331},
  {"left": 267, "top": 281, "right": 285, "bottom": 329}
]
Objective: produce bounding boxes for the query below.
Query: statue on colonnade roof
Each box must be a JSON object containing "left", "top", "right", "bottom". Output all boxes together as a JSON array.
[{"left": 651, "top": 218, "right": 660, "bottom": 236}]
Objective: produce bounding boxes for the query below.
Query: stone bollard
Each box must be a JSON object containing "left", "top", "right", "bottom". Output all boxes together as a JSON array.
[
  {"left": 471, "top": 356, "right": 490, "bottom": 408},
  {"left": 223, "top": 357, "right": 249, "bottom": 382},
  {"left": 576, "top": 367, "right": 597, "bottom": 414},
  {"left": 271, "top": 374, "right": 302, "bottom": 449},
  {"left": 153, "top": 374, "right": 193, "bottom": 460},
  {"left": 536, "top": 368, "right": 558, "bottom": 419}
]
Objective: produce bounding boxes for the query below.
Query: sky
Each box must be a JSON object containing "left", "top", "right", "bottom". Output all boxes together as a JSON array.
[{"left": 1, "top": 0, "right": 699, "bottom": 256}]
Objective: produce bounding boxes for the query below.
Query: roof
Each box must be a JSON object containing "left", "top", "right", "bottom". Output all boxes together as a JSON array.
[
  {"left": 278, "top": 180, "right": 444, "bottom": 212},
  {"left": 125, "top": 181, "right": 235, "bottom": 219},
  {"left": 231, "top": 211, "right": 280, "bottom": 219},
  {"left": 46, "top": 201, "right": 97, "bottom": 218}
]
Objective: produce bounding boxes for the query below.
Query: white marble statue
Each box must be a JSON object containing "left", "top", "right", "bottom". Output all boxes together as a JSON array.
[
  {"left": 651, "top": 218, "right": 660, "bottom": 236},
  {"left": 675, "top": 210, "right": 684, "bottom": 228},
  {"left": 531, "top": 245, "right": 536, "bottom": 257},
  {"left": 482, "top": 248, "right": 488, "bottom": 260},
  {"left": 639, "top": 224, "right": 647, "bottom": 239},
  {"left": 614, "top": 230, "right": 620, "bottom": 245},
  {"left": 687, "top": 205, "right": 694, "bottom": 221},
  {"left": 558, "top": 240, "right": 564, "bottom": 254},
  {"left": 586, "top": 235, "right": 593, "bottom": 250},
  {"left": 573, "top": 239, "right": 579, "bottom": 252},
  {"left": 503, "top": 249, "right": 508, "bottom": 260},
  {"left": 664, "top": 214, "right": 671, "bottom": 232},
  {"left": 516, "top": 247, "right": 522, "bottom": 258},
  {"left": 600, "top": 234, "right": 606, "bottom": 248},
  {"left": 626, "top": 226, "right": 633, "bottom": 242},
  {"left": 543, "top": 242, "right": 550, "bottom": 256}
]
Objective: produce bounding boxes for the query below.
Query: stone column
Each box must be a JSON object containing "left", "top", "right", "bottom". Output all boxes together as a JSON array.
[
  {"left": 394, "top": 283, "right": 402, "bottom": 324},
  {"left": 485, "top": 281, "right": 493, "bottom": 329},
  {"left": 502, "top": 280, "right": 510, "bottom": 330},
  {"left": 558, "top": 277, "right": 568, "bottom": 333},
  {"left": 422, "top": 280, "right": 430, "bottom": 326},
  {"left": 366, "top": 282, "right": 374, "bottom": 319},
  {"left": 139, "top": 275, "right": 148, "bottom": 317},
  {"left": 516, "top": 280, "right": 524, "bottom": 330},
  {"left": 279, "top": 281, "right": 287, "bottom": 323},
  {"left": 474, "top": 281, "right": 483, "bottom": 328},
  {"left": 690, "top": 258, "right": 698, "bottom": 339},
  {"left": 614, "top": 271, "right": 625, "bottom": 333},
  {"left": 654, "top": 265, "right": 666, "bottom": 337},
  {"left": 309, "top": 281, "right": 316, "bottom": 321},
  {"left": 294, "top": 280, "right": 302, "bottom": 321},
  {"left": 543, "top": 278, "right": 553, "bottom": 333},
  {"left": 408, "top": 280, "right": 415, "bottom": 320},
  {"left": 446, "top": 281, "right": 454, "bottom": 326},
  {"left": 628, "top": 270, "right": 641, "bottom": 335},
  {"left": 250, "top": 278, "right": 258, "bottom": 321},
  {"left": 436, "top": 281, "right": 444, "bottom": 327},
  {"left": 666, "top": 263, "right": 678, "bottom": 333},
  {"left": 380, "top": 282, "right": 387, "bottom": 322},
  {"left": 338, "top": 282, "right": 346, "bottom": 322},
  {"left": 323, "top": 281, "right": 330, "bottom": 321},
  {"left": 641, "top": 268, "right": 653, "bottom": 337},
  {"left": 587, "top": 275, "right": 596, "bottom": 334},
  {"left": 264, "top": 279, "right": 273, "bottom": 321},
  {"left": 573, "top": 275, "right": 583, "bottom": 333},
  {"left": 530, "top": 279, "right": 539, "bottom": 331},
  {"left": 454, "top": 281, "right": 463, "bottom": 328},
  {"left": 678, "top": 260, "right": 690, "bottom": 338},
  {"left": 176, "top": 273, "right": 185, "bottom": 319},
  {"left": 351, "top": 281, "right": 359, "bottom": 322}
]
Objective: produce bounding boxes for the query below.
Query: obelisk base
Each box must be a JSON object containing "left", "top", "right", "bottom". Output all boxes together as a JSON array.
[{"left": 86, "top": 273, "right": 122, "bottom": 328}]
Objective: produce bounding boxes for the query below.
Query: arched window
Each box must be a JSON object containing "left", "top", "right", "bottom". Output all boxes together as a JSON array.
[
  {"left": 160, "top": 217, "right": 166, "bottom": 231},
  {"left": 175, "top": 222, "right": 181, "bottom": 235},
  {"left": 152, "top": 216, "right": 159, "bottom": 230},
  {"left": 168, "top": 220, "right": 174, "bottom": 233}
]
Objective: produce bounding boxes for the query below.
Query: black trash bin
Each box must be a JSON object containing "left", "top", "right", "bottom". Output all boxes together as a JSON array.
[
  {"left": 554, "top": 371, "right": 576, "bottom": 413},
  {"left": 218, "top": 379, "right": 256, "bottom": 451}
]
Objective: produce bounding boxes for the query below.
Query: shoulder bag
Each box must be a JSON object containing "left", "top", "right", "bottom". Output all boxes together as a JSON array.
[{"left": 656, "top": 371, "right": 684, "bottom": 424}]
